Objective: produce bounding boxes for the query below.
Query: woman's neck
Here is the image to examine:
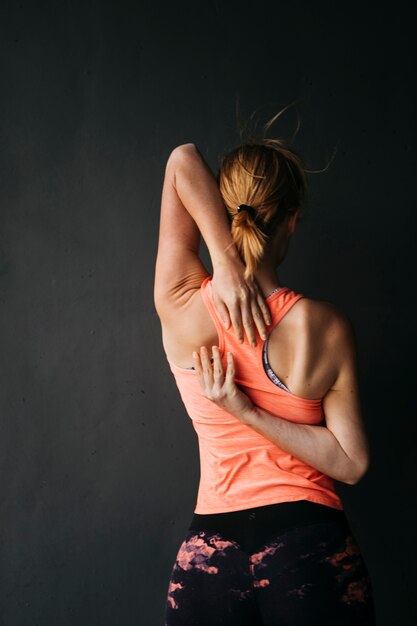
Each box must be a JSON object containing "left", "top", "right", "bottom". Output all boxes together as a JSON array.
[{"left": 253, "top": 267, "right": 283, "bottom": 298}]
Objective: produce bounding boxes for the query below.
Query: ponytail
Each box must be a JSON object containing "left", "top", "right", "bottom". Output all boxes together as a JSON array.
[{"left": 231, "top": 208, "right": 268, "bottom": 281}]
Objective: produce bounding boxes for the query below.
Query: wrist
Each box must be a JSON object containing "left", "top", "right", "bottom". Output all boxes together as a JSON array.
[
  {"left": 239, "top": 404, "right": 259, "bottom": 426},
  {"left": 211, "top": 242, "right": 242, "bottom": 268}
]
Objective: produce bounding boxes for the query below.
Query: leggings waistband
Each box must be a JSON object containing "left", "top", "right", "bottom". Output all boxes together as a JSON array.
[{"left": 189, "top": 500, "right": 349, "bottom": 552}]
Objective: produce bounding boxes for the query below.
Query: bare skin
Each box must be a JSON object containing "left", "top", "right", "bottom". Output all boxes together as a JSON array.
[
  {"left": 155, "top": 142, "right": 272, "bottom": 349},
  {"left": 155, "top": 143, "right": 371, "bottom": 485}
]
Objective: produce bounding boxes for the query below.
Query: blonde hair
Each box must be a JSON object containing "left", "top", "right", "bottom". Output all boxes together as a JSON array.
[{"left": 217, "top": 105, "right": 310, "bottom": 280}]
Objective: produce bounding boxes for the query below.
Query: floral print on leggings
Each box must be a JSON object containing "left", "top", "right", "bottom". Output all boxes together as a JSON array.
[{"left": 165, "top": 521, "right": 376, "bottom": 626}]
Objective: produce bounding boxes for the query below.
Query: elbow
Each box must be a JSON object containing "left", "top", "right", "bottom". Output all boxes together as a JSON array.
[
  {"left": 345, "top": 457, "right": 371, "bottom": 486},
  {"left": 168, "top": 143, "right": 197, "bottom": 162},
  {"left": 165, "top": 144, "right": 198, "bottom": 176}
]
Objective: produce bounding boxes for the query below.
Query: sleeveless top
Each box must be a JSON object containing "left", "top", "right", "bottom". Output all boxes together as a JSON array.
[{"left": 165, "top": 275, "right": 344, "bottom": 514}]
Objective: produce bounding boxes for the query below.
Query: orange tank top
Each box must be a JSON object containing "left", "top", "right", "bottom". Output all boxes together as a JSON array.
[{"left": 165, "top": 275, "right": 344, "bottom": 514}]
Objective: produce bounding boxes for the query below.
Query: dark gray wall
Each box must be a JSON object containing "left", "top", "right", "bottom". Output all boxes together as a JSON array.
[{"left": 1, "top": 1, "right": 416, "bottom": 624}]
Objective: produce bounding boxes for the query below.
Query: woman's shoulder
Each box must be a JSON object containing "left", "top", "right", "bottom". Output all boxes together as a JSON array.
[
  {"left": 266, "top": 294, "right": 356, "bottom": 398},
  {"left": 295, "top": 294, "right": 349, "bottom": 320},
  {"left": 290, "top": 295, "right": 355, "bottom": 347}
]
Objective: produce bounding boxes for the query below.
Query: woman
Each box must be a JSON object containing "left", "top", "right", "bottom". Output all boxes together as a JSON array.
[{"left": 154, "top": 112, "right": 376, "bottom": 625}]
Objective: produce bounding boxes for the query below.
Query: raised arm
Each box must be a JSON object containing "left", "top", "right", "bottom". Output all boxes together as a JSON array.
[{"left": 154, "top": 143, "right": 271, "bottom": 346}]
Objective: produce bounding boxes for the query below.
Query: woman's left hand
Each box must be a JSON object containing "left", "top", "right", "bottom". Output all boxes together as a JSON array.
[
  {"left": 193, "top": 345, "right": 255, "bottom": 423},
  {"left": 211, "top": 260, "right": 271, "bottom": 348}
]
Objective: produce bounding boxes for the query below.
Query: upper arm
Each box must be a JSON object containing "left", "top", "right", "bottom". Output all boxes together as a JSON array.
[
  {"left": 154, "top": 145, "right": 209, "bottom": 318},
  {"left": 322, "top": 311, "right": 371, "bottom": 484}
]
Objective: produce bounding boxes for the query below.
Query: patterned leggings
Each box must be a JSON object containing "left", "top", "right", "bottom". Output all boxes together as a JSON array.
[{"left": 165, "top": 500, "right": 376, "bottom": 625}]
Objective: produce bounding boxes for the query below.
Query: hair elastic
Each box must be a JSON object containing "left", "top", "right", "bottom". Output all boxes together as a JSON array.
[{"left": 237, "top": 204, "right": 257, "bottom": 220}]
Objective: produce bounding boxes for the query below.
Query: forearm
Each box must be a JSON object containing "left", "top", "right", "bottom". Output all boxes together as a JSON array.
[
  {"left": 169, "top": 143, "right": 241, "bottom": 267},
  {"left": 242, "top": 406, "right": 360, "bottom": 485}
]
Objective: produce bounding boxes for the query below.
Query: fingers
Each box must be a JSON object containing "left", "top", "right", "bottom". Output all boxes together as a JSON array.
[
  {"left": 215, "top": 301, "right": 231, "bottom": 330},
  {"left": 251, "top": 302, "right": 268, "bottom": 340},
  {"left": 249, "top": 280, "right": 272, "bottom": 333},
  {"left": 192, "top": 346, "right": 225, "bottom": 397},
  {"left": 228, "top": 305, "right": 244, "bottom": 345},
  {"left": 258, "top": 295, "right": 272, "bottom": 327},
  {"left": 239, "top": 293, "right": 258, "bottom": 348},
  {"left": 194, "top": 346, "right": 224, "bottom": 379},
  {"left": 199, "top": 346, "right": 213, "bottom": 384},
  {"left": 225, "top": 351, "right": 235, "bottom": 383},
  {"left": 212, "top": 281, "right": 273, "bottom": 346},
  {"left": 211, "top": 346, "right": 225, "bottom": 385},
  {"left": 192, "top": 349, "right": 202, "bottom": 381},
  {"left": 236, "top": 285, "right": 271, "bottom": 347}
]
